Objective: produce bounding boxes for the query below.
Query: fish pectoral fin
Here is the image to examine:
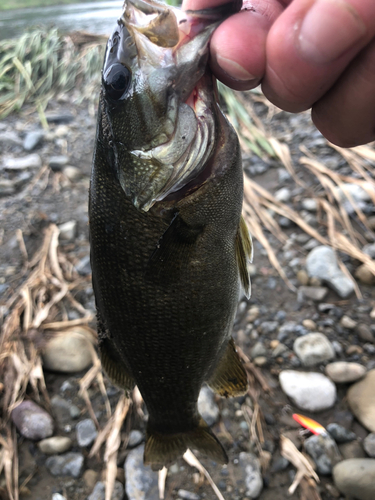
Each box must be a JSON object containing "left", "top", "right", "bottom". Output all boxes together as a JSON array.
[
  {"left": 144, "top": 418, "right": 227, "bottom": 470},
  {"left": 235, "top": 215, "right": 253, "bottom": 299},
  {"left": 146, "top": 213, "right": 203, "bottom": 284},
  {"left": 99, "top": 339, "right": 136, "bottom": 392},
  {"left": 207, "top": 338, "right": 248, "bottom": 397}
]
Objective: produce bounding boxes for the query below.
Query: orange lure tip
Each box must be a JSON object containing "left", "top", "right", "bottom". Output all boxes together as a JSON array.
[{"left": 292, "top": 413, "right": 327, "bottom": 436}]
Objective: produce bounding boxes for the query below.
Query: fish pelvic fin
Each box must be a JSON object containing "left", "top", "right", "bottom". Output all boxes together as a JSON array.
[
  {"left": 99, "top": 340, "right": 136, "bottom": 392},
  {"left": 207, "top": 338, "right": 248, "bottom": 397},
  {"left": 144, "top": 418, "right": 228, "bottom": 470},
  {"left": 235, "top": 215, "right": 253, "bottom": 299}
]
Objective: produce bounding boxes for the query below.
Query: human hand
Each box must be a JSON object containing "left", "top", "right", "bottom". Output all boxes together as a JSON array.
[{"left": 182, "top": 0, "right": 375, "bottom": 147}]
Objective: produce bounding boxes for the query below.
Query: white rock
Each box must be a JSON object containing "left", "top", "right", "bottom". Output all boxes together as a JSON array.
[
  {"left": 293, "top": 333, "right": 335, "bottom": 366},
  {"left": 325, "top": 362, "right": 366, "bottom": 383},
  {"left": 198, "top": 386, "right": 219, "bottom": 426},
  {"left": 335, "top": 183, "right": 373, "bottom": 203},
  {"left": 340, "top": 315, "right": 357, "bottom": 329},
  {"left": 38, "top": 436, "right": 72, "bottom": 455},
  {"left": 301, "top": 198, "right": 318, "bottom": 212},
  {"left": 58, "top": 221, "right": 77, "bottom": 241},
  {"left": 306, "top": 246, "right": 355, "bottom": 298},
  {"left": 4, "top": 153, "right": 42, "bottom": 170},
  {"left": 42, "top": 328, "right": 93, "bottom": 373},
  {"left": 275, "top": 187, "right": 291, "bottom": 203},
  {"left": 279, "top": 370, "right": 336, "bottom": 412}
]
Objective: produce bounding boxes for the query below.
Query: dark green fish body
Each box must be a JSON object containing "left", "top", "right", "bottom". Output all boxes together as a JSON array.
[{"left": 89, "top": 0, "right": 252, "bottom": 469}]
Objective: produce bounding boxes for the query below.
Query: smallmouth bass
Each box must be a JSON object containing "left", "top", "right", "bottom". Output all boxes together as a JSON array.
[{"left": 89, "top": 0, "right": 253, "bottom": 470}]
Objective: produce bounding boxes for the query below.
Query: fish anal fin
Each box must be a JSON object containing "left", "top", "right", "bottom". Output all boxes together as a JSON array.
[
  {"left": 99, "top": 339, "right": 135, "bottom": 392},
  {"left": 236, "top": 215, "right": 253, "bottom": 299},
  {"left": 144, "top": 418, "right": 227, "bottom": 471},
  {"left": 207, "top": 338, "right": 248, "bottom": 397},
  {"left": 146, "top": 213, "right": 203, "bottom": 285}
]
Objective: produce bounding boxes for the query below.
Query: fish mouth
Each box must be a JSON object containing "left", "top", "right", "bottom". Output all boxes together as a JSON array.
[{"left": 107, "top": 0, "right": 241, "bottom": 212}]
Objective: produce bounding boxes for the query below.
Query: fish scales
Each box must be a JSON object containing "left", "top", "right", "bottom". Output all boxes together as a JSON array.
[{"left": 89, "top": 0, "right": 252, "bottom": 469}]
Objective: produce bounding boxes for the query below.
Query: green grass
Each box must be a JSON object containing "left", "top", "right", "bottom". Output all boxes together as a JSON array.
[{"left": 0, "top": 0, "right": 101, "bottom": 11}]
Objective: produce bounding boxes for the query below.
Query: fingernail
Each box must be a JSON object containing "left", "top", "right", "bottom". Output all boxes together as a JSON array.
[
  {"left": 298, "top": 0, "right": 366, "bottom": 64},
  {"left": 217, "top": 54, "right": 257, "bottom": 81}
]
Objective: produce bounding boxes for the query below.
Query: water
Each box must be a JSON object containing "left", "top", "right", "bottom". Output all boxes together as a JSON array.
[{"left": 0, "top": 1, "right": 124, "bottom": 41}]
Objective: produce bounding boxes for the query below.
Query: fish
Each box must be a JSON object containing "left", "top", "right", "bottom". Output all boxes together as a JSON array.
[{"left": 89, "top": 0, "right": 253, "bottom": 470}]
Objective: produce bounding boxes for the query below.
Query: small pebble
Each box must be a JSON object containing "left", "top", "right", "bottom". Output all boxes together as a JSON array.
[
  {"left": 302, "top": 319, "right": 316, "bottom": 330},
  {"left": 355, "top": 265, "right": 375, "bottom": 285},
  {"left": 364, "top": 434, "right": 375, "bottom": 458},
  {"left": 76, "top": 418, "right": 98, "bottom": 447},
  {"left": 340, "top": 315, "right": 357, "bottom": 329},
  {"left": 87, "top": 481, "right": 124, "bottom": 500},
  {"left": 45, "top": 452, "right": 84, "bottom": 478},
  {"left": 177, "top": 490, "right": 200, "bottom": 500},
  {"left": 11, "top": 400, "right": 54, "bottom": 440},
  {"left": 293, "top": 332, "right": 335, "bottom": 366},
  {"left": 327, "top": 423, "right": 356, "bottom": 443},
  {"left": 325, "top": 362, "right": 366, "bottom": 383},
  {"left": 38, "top": 436, "right": 72, "bottom": 455},
  {"left": 58, "top": 221, "right": 77, "bottom": 241},
  {"left": 128, "top": 430, "right": 143, "bottom": 448}
]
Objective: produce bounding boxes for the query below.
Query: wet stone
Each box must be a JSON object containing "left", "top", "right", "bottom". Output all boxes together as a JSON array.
[
  {"left": 45, "top": 452, "right": 84, "bottom": 478},
  {"left": 87, "top": 481, "right": 124, "bottom": 500},
  {"left": 76, "top": 418, "right": 98, "bottom": 447},
  {"left": 11, "top": 400, "right": 54, "bottom": 440},
  {"left": 327, "top": 423, "right": 356, "bottom": 443}
]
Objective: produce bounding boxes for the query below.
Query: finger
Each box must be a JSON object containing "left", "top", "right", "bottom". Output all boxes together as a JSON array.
[
  {"left": 262, "top": 0, "right": 375, "bottom": 112},
  {"left": 312, "top": 38, "right": 375, "bottom": 147},
  {"left": 183, "top": 0, "right": 284, "bottom": 90}
]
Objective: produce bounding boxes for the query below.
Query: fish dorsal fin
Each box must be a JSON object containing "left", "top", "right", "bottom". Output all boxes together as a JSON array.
[
  {"left": 144, "top": 417, "right": 227, "bottom": 470},
  {"left": 235, "top": 215, "right": 253, "bottom": 299},
  {"left": 100, "top": 339, "right": 136, "bottom": 392},
  {"left": 207, "top": 338, "right": 248, "bottom": 397}
]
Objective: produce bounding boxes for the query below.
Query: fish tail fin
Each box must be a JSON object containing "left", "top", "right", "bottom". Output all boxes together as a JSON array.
[{"left": 144, "top": 418, "right": 228, "bottom": 470}]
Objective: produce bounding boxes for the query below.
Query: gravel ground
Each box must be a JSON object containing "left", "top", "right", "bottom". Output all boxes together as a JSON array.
[{"left": 0, "top": 89, "right": 375, "bottom": 500}]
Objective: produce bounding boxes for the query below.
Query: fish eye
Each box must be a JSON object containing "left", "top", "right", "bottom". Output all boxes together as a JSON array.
[{"left": 103, "top": 63, "right": 132, "bottom": 100}]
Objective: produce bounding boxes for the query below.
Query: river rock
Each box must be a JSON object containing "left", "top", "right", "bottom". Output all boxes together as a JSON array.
[
  {"left": 298, "top": 286, "right": 328, "bottom": 302},
  {"left": 355, "top": 264, "right": 375, "bottom": 285},
  {"left": 0, "top": 130, "right": 22, "bottom": 146},
  {"left": 42, "top": 328, "right": 93, "bottom": 373},
  {"left": 23, "top": 130, "right": 44, "bottom": 151},
  {"left": 325, "top": 361, "right": 366, "bottom": 383},
  {"left": 356, "top": 323, "right": 374, "bottom": 343},
  {"left": 304, "top": 434, "right": 339, "bottom": 475},
  {"left": 347, "top": 370, "right": 375, "bottom": 432},
  {"left": 45, "top": 452, "right": 84, "bottom": 477},
  {"left": 275, "top": 187, "right": 291, "bottom": 202},
  {"left": 364, "top": 434, "right": 375, "bottom": 458},
  {"left": 301, "top": 198, "right": 318, "bottom": 211},
  {"left": 236, "top": 452, "right": 263, "bottom": 499},
  {"left": 49, "top": 155, "right": 69, "bottom": 171},
  {"left": 125, "top": 445, "right": 159, "bottom": 500},
  {"left": 327, "top": 423, "right": 356, "bottom": 443},
  {"left": 251, "top": 342, "right": 267, "bottom": 358},
  {"left": 128, "top": 430, "right": 143, "bottom": 448},
  {"left": 306, "top": 246, "right": 355, "bottom": 298},
  {"left": 198, "top": 386, "right": 219, "bottom": 426},
  {"left": 293, "top": 332, "right": 335, "bottom": 366},
  {"left": 340, "top": 315, "right": 357, "bottom": 329},
  {"left": 4, "top": 153, "right": 42, "bottom": 170},
  {"left": 58, "top": 220, "right": 77, "bottom": 241},
  {"left": 76, "top": 418, "right": 98, "bottom": 447},
  {"left": 38, "top": 436, "right": 72, "bottom": 454},
  {"left": 333, "top": 458, "right": 375, "bottom": 500},
  {"left": 177, "top": 490, "right": 200, "bottom": 500},
  {"left": 339, "top": 440, "right": 366, "bottom": 459},
  {"left": 87, "top": 481, "right": 124, "bottom": 500},
  {"left": 63, "top": 166, "right": 81, "bottom": 182},
  {"left": 11, "top": 400, "right": 54, "bottom": 440},
  {"left": 279, "top": 370, "right": 336, "bottom": 412}
]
